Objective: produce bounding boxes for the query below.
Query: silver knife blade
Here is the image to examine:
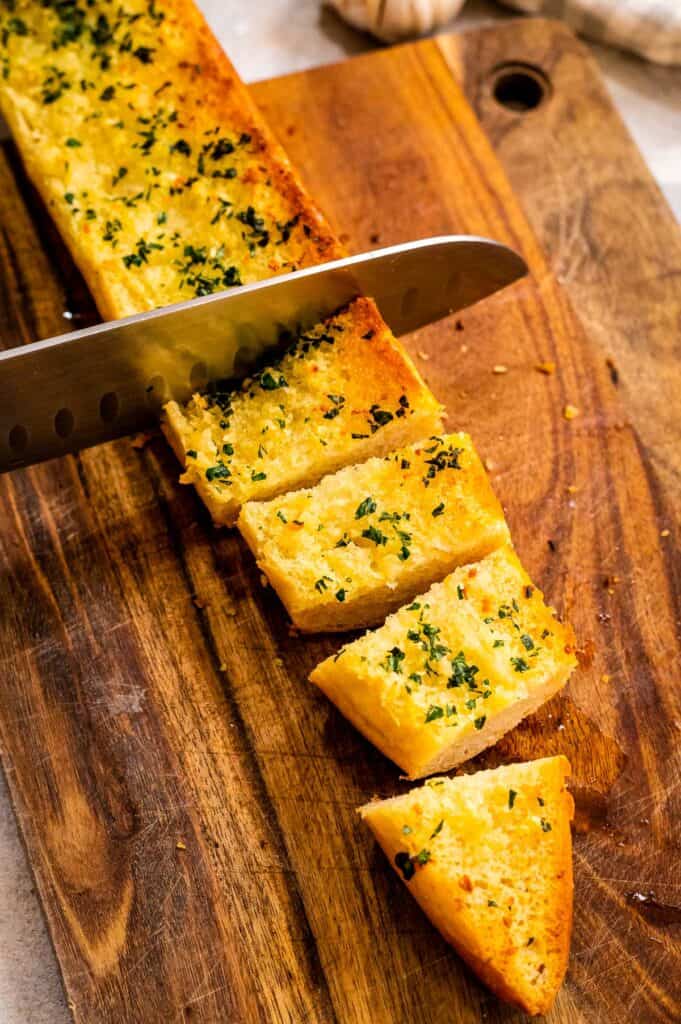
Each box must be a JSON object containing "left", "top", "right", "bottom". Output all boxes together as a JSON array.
[{"left": 0, "top": 234, "right": 526, "bottom": 471}]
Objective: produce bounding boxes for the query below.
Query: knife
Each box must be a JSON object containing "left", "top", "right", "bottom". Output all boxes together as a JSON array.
[{"left": 0, "top": 235, "right": 526, "bottom": 472}]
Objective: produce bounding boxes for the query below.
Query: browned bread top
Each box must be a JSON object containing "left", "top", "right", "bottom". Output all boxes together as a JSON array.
[
  {"left": 311, "top": 545, "right": 577, "bottom": 776},
  {"left": 238, "top": 432, "right": 510, "bottom": 631},
  {"left": 0, "top": 0, "right": 341, "bottom": 320}
]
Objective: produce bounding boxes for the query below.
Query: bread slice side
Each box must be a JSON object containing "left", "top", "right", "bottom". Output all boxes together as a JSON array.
[
  {"left": 238, "top": 433, "right": 510, "bottom": 632},
  {"left": 161, "top": 298, "right": 442, "bottom": 525},
  {"left": 359, "top": 756, "right": 574, "bottom": 1016},
  {"left": 310, "top": 545, "right": 576, "bottom": 775}
]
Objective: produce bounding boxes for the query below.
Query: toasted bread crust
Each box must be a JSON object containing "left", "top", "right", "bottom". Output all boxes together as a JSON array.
[
  {"left": 0, "top": 1, "right": 443, "bottom": 522},
  {"left": 360, "top": 757, "right": 574, "bottom": 1015}
]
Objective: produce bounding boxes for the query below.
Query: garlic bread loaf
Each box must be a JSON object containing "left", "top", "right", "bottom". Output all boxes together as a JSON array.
[
  {"left": 163, "top": 298, "right": 442, "bottom": 525},
  {"left": 0, "top": 0, "right": 443, "bottom": 513},
  {"left": 238, "top": 433, "right": 510, "bottom": 632},
  {"left": 311, "top": 545, "right": 577, "bottom": 777},
  {"left": 0, "top": 0, "right": 341, "bottom": 319},
  {"left": 360, "top": 756, "right": 574, "bottom": 1016}
]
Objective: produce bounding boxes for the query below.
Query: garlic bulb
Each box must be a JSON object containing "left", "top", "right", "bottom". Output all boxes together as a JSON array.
[{"left": 328, "top": 0, "right": 468, "bottom": 42}]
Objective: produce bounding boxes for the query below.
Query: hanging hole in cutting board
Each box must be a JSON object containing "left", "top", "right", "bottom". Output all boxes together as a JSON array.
[{"left": 490, "top": 63, "right": 551, "bottom": 113}]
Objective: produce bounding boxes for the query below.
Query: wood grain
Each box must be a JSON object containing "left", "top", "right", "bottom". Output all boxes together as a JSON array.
[{"left": 0, "top": 19, "right": 679, "bottom": 1023}]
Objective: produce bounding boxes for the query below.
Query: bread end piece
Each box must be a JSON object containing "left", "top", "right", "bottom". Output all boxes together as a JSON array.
[{"left": 359, "top": 756, "right": 574, "bottom": 1016}]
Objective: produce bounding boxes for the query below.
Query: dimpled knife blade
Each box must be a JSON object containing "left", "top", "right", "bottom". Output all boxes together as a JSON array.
[{"left": 0, "top": 235, "right": 526, "bottom": 471}]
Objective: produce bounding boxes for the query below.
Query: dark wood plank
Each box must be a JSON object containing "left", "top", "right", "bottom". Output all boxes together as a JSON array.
[
  {"left": 0, "top": 18, "right": 679, "bottom": 1023},
  {"left": 0, "top": 146, "right": 335, "bottom": 1024}
]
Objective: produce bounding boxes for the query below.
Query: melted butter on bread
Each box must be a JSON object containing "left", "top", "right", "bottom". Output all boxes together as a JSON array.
[{"left": 0, "top": 0, "right": 340, "bottom": 319}]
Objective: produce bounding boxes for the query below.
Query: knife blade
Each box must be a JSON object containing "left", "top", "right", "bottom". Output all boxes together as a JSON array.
[{"left": 0, "top": 234, "right": 526, "bottom": 471}]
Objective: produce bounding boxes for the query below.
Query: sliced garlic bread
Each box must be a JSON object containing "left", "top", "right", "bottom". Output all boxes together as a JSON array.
[
  {"left": 360, "top": 756, "right": 574, "bottom": 1016},
  {"left": 163, "top": 298, "right": 442, "bottom": 525},
  {"left": 311, "top": 546, "right": 576, "bottom": 777},
  {"left": 238, "top": 433, "right": 510, "bottom": 632},
  {"left": 0, "top": 1, "right": 443, "bottom": 511}
]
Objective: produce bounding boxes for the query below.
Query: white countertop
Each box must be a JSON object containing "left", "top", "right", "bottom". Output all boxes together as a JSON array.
[{"left": 1, "top": 4, "right": 679, "bottom": 1022}]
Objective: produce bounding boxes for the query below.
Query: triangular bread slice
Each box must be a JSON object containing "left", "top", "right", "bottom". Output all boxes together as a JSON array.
[
  {"left": 311, "top": 545, "right": 576, "bottom": 777},
  {"left": 359, "top": 756, "right": 573, "bottom": 1015}
]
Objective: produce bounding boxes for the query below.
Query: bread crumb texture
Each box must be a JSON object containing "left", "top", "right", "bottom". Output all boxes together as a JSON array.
[
  {"left": 163, "top": 298, "right": 442, "bottom": 524},
  {"left": 359, "top": 756, "right": 574, "bottom": 1016},
  {"left": 311, "top": 546, "right": 577, "bottom": 776},
  {"left": 238, "top": 433, "right": 510, "bottom": 631},
  {"left": 0, "top": 0, "right": 341, "bottom": 320}
]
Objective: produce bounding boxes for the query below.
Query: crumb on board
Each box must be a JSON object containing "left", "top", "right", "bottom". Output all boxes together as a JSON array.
[
  {"left": 606, "top": 357, "right": 619, "bottom": 385},
  {"left": 563, "top": 404, "right": 580, "bottom": 420},
  {"left": 660, "top": 529, "right": 670, "bottom": 538},
  {"left": 176, "top": 840, "right": 187, "bottom": 851},
  {"left": 535, "top": 361, "right": 556, "bottom": 375},
  {"left": 417, "top": 350, "right": 430, "bottom": 361},
  {"left": 493, "top": 364, "right": 508, "bottom": 375}
]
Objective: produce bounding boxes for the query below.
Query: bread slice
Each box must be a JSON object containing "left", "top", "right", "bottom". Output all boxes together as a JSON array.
[
  {"left": 238, "top": 433, "right": 510, "bottom": 632},
  {"left": 0, "top": 0, "right": 342, "bottom": 320},
  {"left": 311, "top": 545, "right": 577, "bottom": 777},
  {"left": 359, "top": 756, "right": 574, "bottom": 1016},
  {"left": 162, "top": 298, "right": 442, "bottom": 525}
]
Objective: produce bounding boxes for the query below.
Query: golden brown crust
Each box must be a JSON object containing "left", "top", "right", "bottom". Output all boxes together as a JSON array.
[
  {"left": 0, "top": 1, "right": 443, "bottom": 528},
  {"left": 238, "top": 433, "right": 511, "bottom": 631}
]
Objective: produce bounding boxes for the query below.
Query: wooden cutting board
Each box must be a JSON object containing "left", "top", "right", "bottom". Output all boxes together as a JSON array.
[{"left": 1, "top": 17, "right": 680, "bottom": 1023}]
